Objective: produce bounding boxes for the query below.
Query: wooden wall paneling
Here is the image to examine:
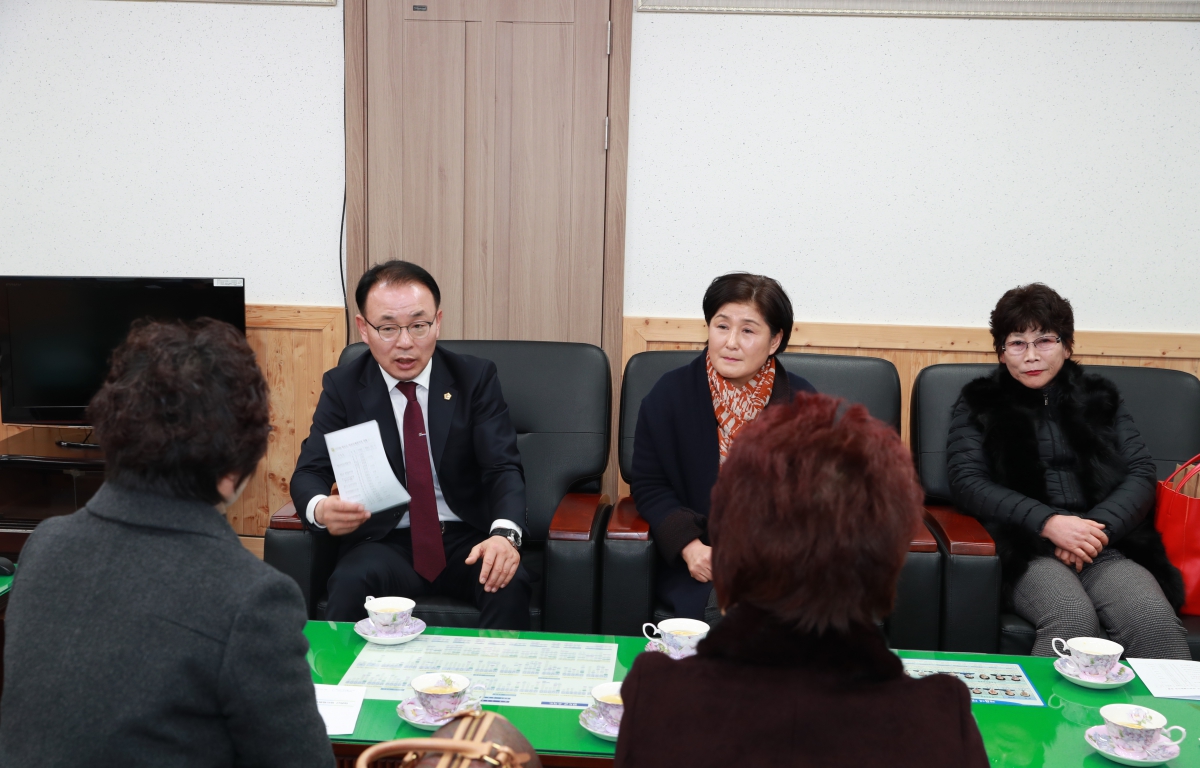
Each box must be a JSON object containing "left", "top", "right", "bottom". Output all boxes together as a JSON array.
[
  {"left": 507, "top": 22, "right": 576, "bottom": 342},
  {"left": 402, "top": 19, "right": 467, "bottom": 339},
  {"left": 366, "top": 0, "right": 404, "bottom": 266},
  {"left": 236, "top": 327, "right": 273, "bottom": 536},
  {"left": 620, "top": 317, "right": 1200, "bottom": 497},
  {"left": 462, "top": 20, "right": 492, "bottom": 339},
  {"left": 491, "top": 21, "right": 514, "bottom": 340},
  {"left": 567, "top": 0, "right": 612, "bottom": 346},
  {"left": 600, "top": 0, "right": 634, "bottom": 501},
  {"left": 346, "top": 0, "right": 368, "bottom": 319}
]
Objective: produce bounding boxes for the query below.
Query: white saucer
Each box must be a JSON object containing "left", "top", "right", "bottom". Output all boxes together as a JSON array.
[
  {"left": 354, "top": 617, "right": 426, "bottom": 645},
  {"left": 1055, "top": 658, "right": 1136, "bottom": 690},
  {"left": 580, "top": 705, "right": 620, "bottom": 742},
  {"left": 644, "top": 639, "right": 695, "bottom": 660},
  {"left": 1085, "top": 725, "right": 1181, "bottom": 765},
  {"left": 397, "top": 697, "right": 481, "bottom": 731}
]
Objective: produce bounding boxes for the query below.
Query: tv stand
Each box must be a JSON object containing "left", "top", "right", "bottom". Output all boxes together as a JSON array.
[
  {"left": 0, "top": 428, "right": 105, "bottom": 558},
  {"left": 55, "top": 440, "right": 101, "bottom": 450}
]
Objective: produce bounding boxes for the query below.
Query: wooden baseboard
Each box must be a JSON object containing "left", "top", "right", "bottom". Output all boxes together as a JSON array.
[{"left": 619, "top": 316, "right": 1200, "bottom": 496}]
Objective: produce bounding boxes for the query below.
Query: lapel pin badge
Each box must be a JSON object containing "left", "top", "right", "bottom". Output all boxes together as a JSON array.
[{"left": 444, "top": 392, "right": 452, "bottom": 400}]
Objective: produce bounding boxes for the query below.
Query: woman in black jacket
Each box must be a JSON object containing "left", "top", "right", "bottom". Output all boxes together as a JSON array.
[
  {"left": 630, "top": 273, "right": 814, "bottom": 621},
  {"left": 947, "top": 284, "right": 1187, "bottom": 658}
]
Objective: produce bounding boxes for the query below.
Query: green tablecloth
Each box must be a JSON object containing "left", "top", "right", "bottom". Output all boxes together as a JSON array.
[
  {"left": 306, "top": 622, "right": 1200, "bottom": 765},
  {"left": 0, "top": 573, "right": 12, "bottom": 598}
]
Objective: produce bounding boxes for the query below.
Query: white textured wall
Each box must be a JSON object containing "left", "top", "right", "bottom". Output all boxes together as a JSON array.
[
  {"left": 624, "top": 13, "right": 1200, "bottom": 331},
  {"left": 0, "top": 0, "right": 345, "bottom": 306}
]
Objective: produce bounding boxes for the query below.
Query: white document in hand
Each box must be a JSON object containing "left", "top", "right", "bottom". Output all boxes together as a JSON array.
[
  {"left": 314, "top": 683, "right": 366, "bottom": 735},
  {"left": 324, "top": 420, "right": 411, "bottom": 514}
]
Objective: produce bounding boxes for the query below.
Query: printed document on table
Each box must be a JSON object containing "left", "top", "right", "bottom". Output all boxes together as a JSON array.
[
  {"left": 314, "top": 683, "right": 366, "bottom": 735},
  {"left": 338, "top": 634, "right": 619, "bottom": 709},
  {"left": 325, "top": 421, "right": 410, "bottom": 514},
  {"left": 1127, "top": 658, "right": 1200, "bottom": 699}
]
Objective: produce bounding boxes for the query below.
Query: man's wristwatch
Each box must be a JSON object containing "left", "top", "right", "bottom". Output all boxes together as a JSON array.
[{"left": 496, "top": 527, "right": 522, "bottom": 551}]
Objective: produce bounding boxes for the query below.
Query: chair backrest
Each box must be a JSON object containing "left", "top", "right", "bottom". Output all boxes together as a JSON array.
[
  {"left": 336, "top": 340, "right": 611, "bottom": 541},
  {"left": 617, "top": 350, "right": 902, "bottom": 482},
  {"left": 911, "top": 362, "right": 1200, "bottom": 502}
]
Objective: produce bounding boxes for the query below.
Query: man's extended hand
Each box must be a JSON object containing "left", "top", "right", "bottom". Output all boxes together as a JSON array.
[
  {"left": 314, "top": 496, "right": 370, "bottom": 536},
  {"left": 466, "top": 535, "right": 521, "bottom": 593},
  {"left": 681, "top": 539, "right": 712, "bottom": 583}
]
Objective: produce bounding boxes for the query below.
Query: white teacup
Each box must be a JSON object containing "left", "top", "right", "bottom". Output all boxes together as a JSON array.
[
  {"left": 1052, "top": 636, "right": 1122, "bottom": 681},
  {"left": 591, "top": 681, "right": 624, "bottom": 728},
  {"left": 1100, "top": 704, "right": 1186, "bottom": 758},
  {"left": 643, "top": 618, "right": 709, "bottom": 656},
  {"left": 364, "top": 596, "right": 415, "bottom": 636},
  {"left": 410, "top": 673, "right": 485, "bottom": 719}
]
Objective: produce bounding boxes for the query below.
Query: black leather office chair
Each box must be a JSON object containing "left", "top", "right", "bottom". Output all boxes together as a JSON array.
[
  {"left": 600, "top": 351, "right": 943, "bottom": 650},
  {"left": 264, "top": 340, "right": 613, "bottom": 633},
  {"left": 912, "top": 362, "right": 1200, "bottom": 657}
]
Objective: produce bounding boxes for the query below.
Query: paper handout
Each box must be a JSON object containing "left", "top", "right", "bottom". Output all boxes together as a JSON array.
[
  {"left": 1127, "top": 658, "right": 1200, "bottom": 699},
  {"left": 314, "top": 683, "right": 366, "bottom": 735},
  {"left": 325, "top": 420, "right": 411, "bottom": 514}
]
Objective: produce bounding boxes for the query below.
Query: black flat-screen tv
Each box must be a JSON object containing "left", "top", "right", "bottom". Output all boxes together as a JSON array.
[{"left": 0, "top": 276, "right": 246, "bottom": 425}]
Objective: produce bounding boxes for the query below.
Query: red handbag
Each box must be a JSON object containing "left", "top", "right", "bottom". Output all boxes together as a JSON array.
[{"left": 1156, "top": 456, "right": 1200, "bottom": 615}]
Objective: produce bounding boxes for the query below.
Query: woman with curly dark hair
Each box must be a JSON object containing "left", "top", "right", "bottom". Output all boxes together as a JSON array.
[
  {"left": 947, "top": 284, "right": 1188, "bottom": 658},
  {"left": 0, "top": 320, "right": 334, "bottom": 767}
]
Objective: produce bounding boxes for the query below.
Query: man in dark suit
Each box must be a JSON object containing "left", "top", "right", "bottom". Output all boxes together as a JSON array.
[{"left": 291, "top": 261, "right": 530, "bottom": 629}]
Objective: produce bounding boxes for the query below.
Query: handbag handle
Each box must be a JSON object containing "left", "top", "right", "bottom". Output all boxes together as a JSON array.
[
  {"left": 354, "top": 737, "right": 530, "bottom": 768},
  {"left": 1163, "top": 454, "right": 1200, "bottom": 490}
]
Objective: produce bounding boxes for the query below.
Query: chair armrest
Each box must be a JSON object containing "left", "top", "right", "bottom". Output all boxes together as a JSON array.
[
  {"left": 548, "top": 493, "right": 611, "bottom": 542},
  {"left": 599, "top": 496, "right": 656, "bottom": 635},
  {"left": 923, "top": 504, "right": 995, "bottom": 556},
  {"left": 544, "top": 493, "right": 613, "bottom": 633},
  {"left": 270, "top": 502, "right": 304, "bottom": 531},
  {"left": 606, "top": 496, "right": 650, "bottom": 541},
  {"left": 909, "top": 517, "right": 937, "bottom": 553}
]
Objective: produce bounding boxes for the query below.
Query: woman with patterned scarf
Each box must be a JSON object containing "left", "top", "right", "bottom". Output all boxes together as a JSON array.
[{"left": 630, "top": 273, "right": 815, "bottom": 622}]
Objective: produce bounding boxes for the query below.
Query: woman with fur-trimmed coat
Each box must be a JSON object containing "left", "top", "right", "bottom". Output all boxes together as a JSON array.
[{"left": 947, "top": 283, "right": 1188, "bottom": 658}]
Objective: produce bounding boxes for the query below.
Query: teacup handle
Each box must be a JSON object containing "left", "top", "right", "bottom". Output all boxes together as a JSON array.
[
  {"left": 366, "top": 596, "right": 376, "bottom": 602},
  {"left": 1051, "top": 638, "right": 1071, "bottom": 658},
  {"left": 642, "top": 623, "right": 660, "bottom": 642},
  {"left": 1162, "top": 725, "right": 1186, "bottom": 745},
  {"left": 466, "top": 682, "right": 486, "bottom": 704}
]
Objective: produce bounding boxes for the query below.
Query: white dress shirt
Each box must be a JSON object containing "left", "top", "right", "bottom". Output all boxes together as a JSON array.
[{"left": 306, "top": 358, "right": 520, "bottom": 536}]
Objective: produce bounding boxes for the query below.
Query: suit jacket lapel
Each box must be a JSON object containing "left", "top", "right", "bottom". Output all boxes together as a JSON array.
[
  {"left": 428, "top": 350, "right": 457, "bottom": 470},
  {"left": 358, "top": 361, "right": 407, "bottom": 487}
]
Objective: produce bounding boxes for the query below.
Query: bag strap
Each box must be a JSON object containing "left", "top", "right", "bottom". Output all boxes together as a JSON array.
[
  {"left": 354, "top": 737, "right": 530, "bottom": 768},
  {"left": 1164, "top": 454, "right": 1200, "bottom": 487}
]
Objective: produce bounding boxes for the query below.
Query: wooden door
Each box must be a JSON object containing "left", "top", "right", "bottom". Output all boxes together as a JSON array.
[{"left": 361, "top": 0, "right": 611, "bottom": 344}]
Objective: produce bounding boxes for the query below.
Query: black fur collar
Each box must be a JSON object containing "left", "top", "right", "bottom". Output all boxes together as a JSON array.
[{"left": 962, "top": 359, "right": 1127, "bottom": 512}]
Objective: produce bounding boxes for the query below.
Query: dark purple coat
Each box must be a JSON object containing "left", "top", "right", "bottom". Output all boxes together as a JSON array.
[{"left": 615, "top": 604, "right": 989, "bottom": 768}]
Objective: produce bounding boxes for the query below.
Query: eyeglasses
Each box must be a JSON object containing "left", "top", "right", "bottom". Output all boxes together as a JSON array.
[
  {"left": 1003, "top": 336, "right": 1061, "bottom": 356},
  {"left": 363, "top": 317, "right": 435, "bottom": 342}
]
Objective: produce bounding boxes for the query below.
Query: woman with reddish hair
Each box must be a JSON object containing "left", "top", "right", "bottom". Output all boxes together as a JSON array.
[{"left": 615, "top": 393, "right": 988, "bottom": 768}]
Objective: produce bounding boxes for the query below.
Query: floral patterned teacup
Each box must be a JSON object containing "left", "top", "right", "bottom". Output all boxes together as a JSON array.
[
  {"left": 591, "top": 682, "right": 624, "bottom": 728},
  {"left": 364, "top": 596, "right": 416, "bottom": 636},
  {"left": 643, "top": 618, "right": 709, "bottom": 656},
  {"left": 1052, "top": 636, "right": 1122, "bottom": 681},
  {"left": 410, "top": 673, "right": 486, "bottom": 719},
  {"left": 1100, "top": 704, "right": 1186, "bottom": 757}
]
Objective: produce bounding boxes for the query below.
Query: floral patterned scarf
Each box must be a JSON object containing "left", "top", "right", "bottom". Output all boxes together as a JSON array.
[{"left": 707, "top": 352, "right": 776, "bottom": 464}]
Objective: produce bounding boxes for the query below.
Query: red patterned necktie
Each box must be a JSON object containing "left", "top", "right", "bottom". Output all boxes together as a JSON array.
[{"left": 396, "top": 381, "right": 446, "bottom": 581}]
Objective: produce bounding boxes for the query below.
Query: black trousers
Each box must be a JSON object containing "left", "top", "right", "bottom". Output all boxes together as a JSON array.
[{"left": 324, "top": 523, "right": 532, "bottom": 630}]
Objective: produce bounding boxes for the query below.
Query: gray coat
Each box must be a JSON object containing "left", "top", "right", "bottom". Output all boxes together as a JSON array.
[{"left": 0, "top": 482, "right": 335, "bottom": 768}]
